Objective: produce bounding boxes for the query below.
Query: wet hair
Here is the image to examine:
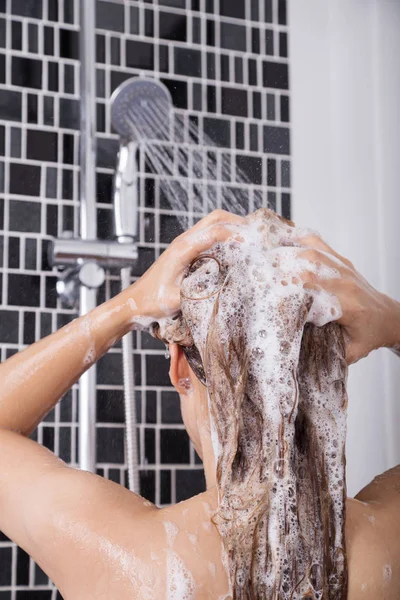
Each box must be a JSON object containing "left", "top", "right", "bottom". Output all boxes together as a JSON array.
[{"left": 153, "top": 209, "right": 348, "bottom": 599}]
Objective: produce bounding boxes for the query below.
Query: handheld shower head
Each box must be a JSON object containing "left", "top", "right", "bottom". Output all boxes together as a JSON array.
[
  {"left": 110, "top": 77, "right": 173, "bottom": 142},
  {"left": 110, "top": 78, "right": 173, "bottom": 242}
]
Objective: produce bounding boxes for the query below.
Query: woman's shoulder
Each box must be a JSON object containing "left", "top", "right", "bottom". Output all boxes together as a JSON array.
[
  {"left": 154, "top": 489, "right": 231, "bottom": 598},
  {"left": 346, "top": 494, "right": 399, "bottom": 600}
]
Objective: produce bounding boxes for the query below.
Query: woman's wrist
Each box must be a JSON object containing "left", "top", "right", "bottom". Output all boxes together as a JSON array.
[
  {"left": 117, "top": 279, "right": 170, "bottom": 324},
  {"left": 100, "top": 283, "right": 157, "bottom": 337},
  {"left": 89, "top": 290, "right": 139, "bottom": 350},
  {"left": 383, "top": 297, "right": 400, "bottom": 351}
]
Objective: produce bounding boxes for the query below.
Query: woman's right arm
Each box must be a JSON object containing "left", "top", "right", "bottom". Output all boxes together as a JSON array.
[
  {"left": 296, "top": 234, "right": 400, "bottom": 364},
  {"left": 0, "top": 209, "right": 245, "bottom": 438},
  {"left": 0, "top": 209, "right": 245, "bottom": 593}
]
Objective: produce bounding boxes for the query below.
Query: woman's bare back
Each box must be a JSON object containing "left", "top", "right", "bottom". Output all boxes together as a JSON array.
[
  {"left": 1, "top": 429, "right": 398, "bottom": 599},
  {"left": 32, "top": 468, "right": 399, "bottom": 600}
]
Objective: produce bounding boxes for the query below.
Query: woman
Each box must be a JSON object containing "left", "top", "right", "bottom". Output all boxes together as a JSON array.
[{"left": 0, "top": 209, "right": 399, "bottom": 599}]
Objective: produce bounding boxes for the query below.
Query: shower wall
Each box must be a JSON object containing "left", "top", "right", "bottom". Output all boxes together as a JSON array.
[
  {"left": 289, "top": 0, "right": 400, "bottom": 497},
  {"left": 0, "top": 0, "right": 290, "bottom": 597}
]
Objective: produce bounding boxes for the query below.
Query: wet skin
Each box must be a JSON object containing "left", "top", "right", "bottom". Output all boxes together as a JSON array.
[
  {"left": 0, "top": 210, "right": 399, "bottom": 599},
  {"left": 0, "top": 426, "right": 398, "bottom": 600}
]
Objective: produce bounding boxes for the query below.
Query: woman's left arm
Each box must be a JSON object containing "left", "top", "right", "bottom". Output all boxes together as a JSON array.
[{"left": 296, "top": 234, "right": 400, "bottom": 365}]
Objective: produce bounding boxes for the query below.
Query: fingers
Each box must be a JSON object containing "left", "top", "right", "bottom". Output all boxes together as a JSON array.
[
  {"left": 304, "top": 278, "right": 355, "bottom": 324},
  {"left": 296, "top": 234, "right": 355, "bottom": 271},
  {"left": 176, "top": 209, "right": 245, "bottom": 240},
  {"left": 298, "top": 247, "right": 351, "bottom": 279},
  {"left": 170, "top": 210, "right": 245, "bottom": 269},
  {"left": 199, "top": 208, "right": 245, "bottom": 227},
  {"left": 303, "top": 279, "right": 360, "bottom": 365},
  {"left": 178, "top": 222, "right": 239, "bottom": 267}
]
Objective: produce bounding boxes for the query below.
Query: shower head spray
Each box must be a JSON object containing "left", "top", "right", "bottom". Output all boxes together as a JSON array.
[{"left": 110, "top": 77, "right": 173, "bottom": 142}]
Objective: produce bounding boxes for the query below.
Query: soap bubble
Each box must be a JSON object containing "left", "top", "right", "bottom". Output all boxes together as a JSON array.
[
  {"left": 253, "top": 347, "right": 265, "bottom": 359},
  {"left": 274, "top": 459, "right": 286, "bottom": 479}
]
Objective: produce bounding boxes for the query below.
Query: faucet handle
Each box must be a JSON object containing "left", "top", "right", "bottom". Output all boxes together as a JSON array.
[
  {"left": 56, "top": 263, "right": 105, "bottom": 309},
  {"left": 78, "top": 263, "right": 105, "bottom": 289}
]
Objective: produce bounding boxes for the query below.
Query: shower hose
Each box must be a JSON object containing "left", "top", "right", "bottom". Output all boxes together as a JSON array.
[{"left": 120, "top": 266, "right": 140, "bottom": 495}]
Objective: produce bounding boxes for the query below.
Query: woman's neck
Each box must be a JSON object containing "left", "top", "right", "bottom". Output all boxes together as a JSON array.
[{"left": 199, "top": 421, "right": 217, "bottom": 490}]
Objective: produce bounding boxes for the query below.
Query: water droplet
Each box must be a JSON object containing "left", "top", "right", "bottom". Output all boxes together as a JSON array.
[
  {"left": 164, "top": 345, "right": 170, "bottom": 359},
  {"left": 259, "top": 330, "right": 267, "bottom": 338}
]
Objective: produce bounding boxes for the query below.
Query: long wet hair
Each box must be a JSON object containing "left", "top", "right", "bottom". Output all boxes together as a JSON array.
[{"left": 153, "top": 210, "right": 348, "bottom": 599}]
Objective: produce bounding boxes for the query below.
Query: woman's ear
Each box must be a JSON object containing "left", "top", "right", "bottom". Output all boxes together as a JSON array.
[{"left": 169, "top": 344, "right": 194, "bottom": 395}]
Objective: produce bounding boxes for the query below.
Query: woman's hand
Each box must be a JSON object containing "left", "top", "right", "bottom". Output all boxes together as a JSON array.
[
  {"left": 128, "top": 210, "right": 245, "bottom": 320},
  {"left": 297, "top": 235, "right": 400, "bottom": 364}
]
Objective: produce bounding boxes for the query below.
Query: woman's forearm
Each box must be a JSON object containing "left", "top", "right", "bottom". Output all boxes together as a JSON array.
[{"left": 0, "top": 287, "right": 139, "bottom": 436}]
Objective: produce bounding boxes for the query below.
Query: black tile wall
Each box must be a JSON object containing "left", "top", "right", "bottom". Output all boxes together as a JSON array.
[
  {"left": 97, "top": 427, "right": 125, "bottom": 464},
  {"left": 176, "top": 469, "right": 206, "bottom": 502},
  {"left": 263, "top": 60, "right": 289, "bottom": 89},
  {"left": 161, "top": 391, "right": 183, "bottom": 424},
  {"left": 97, "top": 1, "right": 124, "bottom": 32},
  {"left": 161, "top": 429, "right": 190, "bottom": 464},
  {"left": 0, "top": 547, "right": 11, "bottom": 586},
  {"left": 12, "top": 57, "right": 42, "bottom": 89},
  {"left": 16, "top": 592, "right": 53, "bottom": 600},
  {"left": 0, "top": 0, "right": 290, "bottom": 594},
  {"left": 9, "top": 163, "right": 41, "bottom": 196},
  {"left": 11, "top": 0, "right": 43, "bottom": 19},
  {"left": 0, "top": 310, "right": 18, "bottom": 343},
  {"left": 263, "top": 124, "right": 290, "bottom": 154},
  {"left": 97, "top": 390, "right": 130, "bottom": 424},
  {"left": 160, "top": 469, "right": 172, "bottom": 504},
  {"left": 159, "top": 12, "right": 187, "bottom": 42},
  {"left": 10, "top": 200, "right": 41, "bottom": 233},
  {"left": 140, "top": 470, "right": 155, "bottom": 504},
  {"left": 27, "top": 130, "right": 58, "bottom": 162},
  {"left": 126, "top": 40, "right": 154, "bottom": 70}
]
